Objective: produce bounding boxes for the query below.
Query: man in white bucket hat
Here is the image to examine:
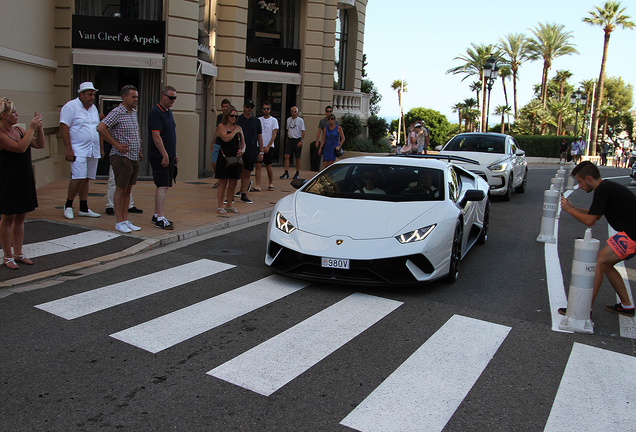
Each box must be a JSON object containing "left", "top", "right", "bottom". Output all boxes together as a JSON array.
[{"left": 59, "top": 81, "right": 102, "bottom": 219}]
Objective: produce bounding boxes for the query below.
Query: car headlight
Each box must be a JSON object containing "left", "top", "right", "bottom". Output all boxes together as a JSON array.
[
  {"left": 395, "top": 224, "right": 436, "bottom": 244},
  {"left": 275, "top": 212, "right": 296, "bottom": 234},
  {"left": 488, "top": 161, "right": 508, "bottom": 172}
]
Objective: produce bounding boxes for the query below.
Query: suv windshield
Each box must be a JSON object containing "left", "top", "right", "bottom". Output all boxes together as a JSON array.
[
  {"left": 302, "top": 163, "right": 444, "bottom": 202},
  {"left": 445, "top": 135, "right": 505, "bottom": 154}
]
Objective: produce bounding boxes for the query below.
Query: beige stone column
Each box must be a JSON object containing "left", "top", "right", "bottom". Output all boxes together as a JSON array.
[{"left": 165, "top": 0, "right": 200, "bottom": 181}]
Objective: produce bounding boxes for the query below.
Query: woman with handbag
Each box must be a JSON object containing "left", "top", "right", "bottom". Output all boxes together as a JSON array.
[
  {"left": 318, "top": 114, "right": 344, "bottom": 168},
  {"left": 215, "top": 106, "right": 245, "bottom": 215}
]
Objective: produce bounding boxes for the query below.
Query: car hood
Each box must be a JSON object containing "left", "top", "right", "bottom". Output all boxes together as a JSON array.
[
  {"left": 439, "top": 150, "right": 508, "bottom": 167},
  {"left": 293, "top": 192, "right": 442, "bottom": 240}
]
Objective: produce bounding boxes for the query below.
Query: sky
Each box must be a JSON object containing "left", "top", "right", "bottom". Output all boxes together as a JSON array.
[{"left": 363, "top": 0, "right": 636, "bottom": 124}]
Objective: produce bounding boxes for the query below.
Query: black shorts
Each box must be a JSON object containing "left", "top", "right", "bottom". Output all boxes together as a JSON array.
[
  {"left": 261, "top": 149, "right": 273, "bottom": 165},
  {"left": 285, "top": 138, "right": 302, "bottom": 159},
  {"left": 150, "top": 157, "right": 175, "bottom": 187},
  {"left": 242, "top": 152, "right": 257, "bottom": 171}
]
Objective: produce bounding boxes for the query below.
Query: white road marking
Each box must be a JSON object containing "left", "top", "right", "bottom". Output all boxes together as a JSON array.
[
  {"left": 0, "top": 231, "right": 120, "bottom": 259},
  {"left": 608, "top": 227, "right": 636, "bottom": 338},
  {"left": 34, "top": 259, "right": 233, "bottom": 320},
  {"left": 110, "top": 275, "right": 310, "bottom": 353},
  {"left": 544, "top": 342, "right": 636, "bottom": 432},
  {"left": 208, "top": 292, "right": 402, "bottom": 396},
  {"left": 340, "top": 315, "right": 510, "bottom": 432}
]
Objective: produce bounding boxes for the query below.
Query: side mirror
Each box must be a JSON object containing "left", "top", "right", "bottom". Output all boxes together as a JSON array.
[
  {"left": 516, "top": 149, "right": 525, "bottom": 156},
  {"left": 290, "top": 178, "right": 307, "bottom": 189},
  {"left": 460, "top": 189, "right": 485, "bottom": 206},
  {"left": 435, "top": 145, "right": 442, "bottom": 151}
]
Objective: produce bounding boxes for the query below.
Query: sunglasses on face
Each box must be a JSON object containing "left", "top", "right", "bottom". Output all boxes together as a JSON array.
[
  {"left": 165, "top": 95, "right": 177, "bottom": 101},
  {"left": 326, "top": 110, "right": 333, "bottom": 113},
  {"left": 262, "top": 107, "right": 271, "bottom": 110},
  {"left": 229, "top": 114, "right": 238, "bottom": 118}
]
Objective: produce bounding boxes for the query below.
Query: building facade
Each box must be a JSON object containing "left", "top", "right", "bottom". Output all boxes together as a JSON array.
[{"left": 0, "top": 0, "right": 369, "bottom": 186}]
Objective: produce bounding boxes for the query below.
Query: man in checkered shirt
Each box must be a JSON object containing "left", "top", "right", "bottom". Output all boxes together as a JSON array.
[{"left": 97, "top": 85, "right": 143, "bottom": 234}]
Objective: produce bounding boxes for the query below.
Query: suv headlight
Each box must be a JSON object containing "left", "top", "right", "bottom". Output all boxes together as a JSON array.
[
  {"left": 488, "top": 161, "right": 508, "bottom": 172},
  {"left": 275, "top": 212, "right": 296, "bottom": 234},
  {"left": 396, "top": 224, "right": 436, "bottom": 244}
]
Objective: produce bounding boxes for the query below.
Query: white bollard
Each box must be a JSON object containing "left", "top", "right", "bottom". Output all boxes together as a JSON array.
[
  {"left": 556, "top": 168, "right": 567, "bottom": 193},
  {"left": 566, "top": 171, "right": 576, "bottom": 190},
  {"left": 537, "top": 185, "right": 560, "bottom": 243},
  {"left": 551, "top": 176, "right": 563, "bottom": 195},
  {"left": 559, "top": 228, "right": 599, "bottom": 334}
]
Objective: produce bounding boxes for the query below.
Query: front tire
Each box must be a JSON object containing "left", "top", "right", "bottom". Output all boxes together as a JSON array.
[
  {"left": 515, "top": 170, "right": 527, "bottom": 193},
  {"left": 502, "top": 173, "right": 513, "bottom": 201},
  {"left": 446, "top": 220, "right": 463, "bottom": 282}
]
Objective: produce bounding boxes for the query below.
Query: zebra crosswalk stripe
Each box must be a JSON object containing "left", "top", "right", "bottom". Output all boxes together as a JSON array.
[
  {"left": 544, "top": 342, "right": 636, "bottom": 432},
  {"left": 340, "top": 315, "right": 511, "bottom": 432},
  {"left": 208, "top": 292, "right": 402, "bottom": 396},
  {"left": 0, "top": 231, "right": 120, "bottom": 259},
  {"left": 110, "top": 275, "right": 310, "bottom": 353},
  {"left": 34, "top": 259, "right": 233, "bottom": 320}
]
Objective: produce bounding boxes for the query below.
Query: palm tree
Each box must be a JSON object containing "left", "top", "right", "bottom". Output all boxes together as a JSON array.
[
  {"left": 554, "top": 70, "right": 573, "bottom": 101},
  {"left": 498, "top": 33, "right": 531, "bottom": 120},
  {"left": 446, "top": 43, "right": 499, "bottom": 131},
  {"left": 494, "top": 105, "right": 512, "bottom": 133},
  {"left": 583, "top": 1, "right": 635, "bottom": 155},
  {"left": 549, "top": 97, "right": 571, "bottom": 135},
  {"left": 498, "top": 66, "right": 512, "bottom": 108},
  {"left": 452, "top": 102, "right": 466, "bottom": 133},
  {"left": 463, "top": 98, "right": 479, "bottom": 131},
  {"left": 527, "top": 22, "right": 579, "bottom": 108},
  {"left": 391, "top": 79, "right": 408, "bottom": 143},
  {"left": 469, "top": 81, "right": 482, "bottom": 108},
  {"left": 580, "top": 78, "right": 596, "bottom": 117}
]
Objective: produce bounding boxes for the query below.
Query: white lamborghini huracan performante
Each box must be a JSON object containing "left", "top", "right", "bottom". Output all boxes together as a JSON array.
[{"left": 265, "top": 155, "right": 490, "bottom": 285}]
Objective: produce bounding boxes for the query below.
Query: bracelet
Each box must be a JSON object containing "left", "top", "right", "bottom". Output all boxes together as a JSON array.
[{"left": 259, "top": 152, "right": 264, "bottom": 154}]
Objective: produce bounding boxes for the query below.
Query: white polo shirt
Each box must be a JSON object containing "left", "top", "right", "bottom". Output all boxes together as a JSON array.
[{"left": 59, "top": 97, "right": 101, "bottom": 158}]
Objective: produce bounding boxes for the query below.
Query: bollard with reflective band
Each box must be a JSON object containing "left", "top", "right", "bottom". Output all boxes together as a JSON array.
[
  {"left": 537, "top": 185, "right": 560, "bottom": 243},
  {"left": 559, "top": 228, "right": 599, "bottom": 334}
]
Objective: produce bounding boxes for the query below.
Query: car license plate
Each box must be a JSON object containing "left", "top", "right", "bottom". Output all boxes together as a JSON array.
[{"left": 321, "top": 257, "right": 350, "bottom": 269}]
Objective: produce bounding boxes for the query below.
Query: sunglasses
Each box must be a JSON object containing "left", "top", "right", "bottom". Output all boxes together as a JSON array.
[
  {"left": 326, "top": 110, "right": 333, "bottom": 113},
  {"left": 262, "top": 107, "right": 271, "bottom": 110},
  {"left": 165, "top": 95, "right": 177, "bottom": 101},
  {"left": 229, "top": 114, "right": 238, "bottom": 118}
]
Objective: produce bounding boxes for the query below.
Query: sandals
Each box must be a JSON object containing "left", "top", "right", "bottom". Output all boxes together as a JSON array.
[
  {"left": 14, "top": 254, "right": 33, "bottom": 265},
  {"left": 217, "top": 207, "right": 227, "bottom": 215},
  {"left": 212, "top": 181, "right": 220, "bottom": 189},
  {"left": 225, "top": 207, "right": 240, "bottom": 213},
  {"left": 267, "top": 185, "right": 274, "bottom": 191},
  {"left": 3, "top": 257, "right": 19, "bottom": 270},
  {"left": 250, "top": 187, "right": 261, "bottom": 192}
]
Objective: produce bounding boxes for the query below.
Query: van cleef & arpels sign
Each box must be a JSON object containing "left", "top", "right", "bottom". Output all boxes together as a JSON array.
[
  {"left": 72, "top": 15, "right": 165, "bottom": 53},
  {"left": 245, "top": 45, "right": 301, "bottom": 73}
]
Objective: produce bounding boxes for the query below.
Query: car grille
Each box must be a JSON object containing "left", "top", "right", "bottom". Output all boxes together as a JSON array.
[{"left": 268, "top": 242, "right": 435, "bottom": 285}]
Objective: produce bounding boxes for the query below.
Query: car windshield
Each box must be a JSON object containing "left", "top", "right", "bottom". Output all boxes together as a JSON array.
[
  {"left": 445, "top": 135, "right": 505, "bottom": 154},
  {"left": 302, "top": 163, "right": 444, "bottom": 202}
]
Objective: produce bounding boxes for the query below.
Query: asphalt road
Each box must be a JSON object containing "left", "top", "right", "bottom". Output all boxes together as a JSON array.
[{"left": 2, "top": 166, "right": 636, "bottom": 431}]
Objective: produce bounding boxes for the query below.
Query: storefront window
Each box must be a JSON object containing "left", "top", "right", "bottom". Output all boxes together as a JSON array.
[
  {"left": 247, "top": 0, "right": 299, "bottom": 49},
  {"left": 334, "top": 8, "right": 348, "bottom": 90},
  {"left": 75, "top": 0, "right": 162, "bottom": 20}
]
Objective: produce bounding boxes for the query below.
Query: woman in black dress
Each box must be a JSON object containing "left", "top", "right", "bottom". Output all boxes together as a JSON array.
[
  {"left": 215, "top": 106, "right": 245, "bottom": 214},
  {"left": 0, "top": 98, "right": 45, "bottom": 269}
]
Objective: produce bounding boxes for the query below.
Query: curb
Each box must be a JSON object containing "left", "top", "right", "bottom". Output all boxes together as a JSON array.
[{"left": 0, "top": 208, "right": 273, "bottom": 289}]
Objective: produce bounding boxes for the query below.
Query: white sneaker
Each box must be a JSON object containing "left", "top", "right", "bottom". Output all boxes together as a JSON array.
[
  {"left": 63, "top": 207, "right": 74, "bottom": 220},
  {"left": 125, "top": 220, "right": 141, "bottom": 231},
  {"left": 115, "top": 222, "right": 132, "bottom": 233},
  {"left": 78, "top": 209, "right": 101, "bottom": 218}
]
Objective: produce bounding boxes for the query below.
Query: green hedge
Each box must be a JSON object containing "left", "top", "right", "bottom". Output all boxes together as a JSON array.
[{"left": 512, "top": 135, "right": 574, "bottom": 158}]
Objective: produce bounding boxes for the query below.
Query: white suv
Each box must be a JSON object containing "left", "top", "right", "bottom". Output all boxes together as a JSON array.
[{"left": 438, "top": 133, "right": 527, "bottom": 201}]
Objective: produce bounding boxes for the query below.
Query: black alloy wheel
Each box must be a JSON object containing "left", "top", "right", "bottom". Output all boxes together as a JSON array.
[{"left": 477, "top": 199, "right": 489, "bottom": 244}]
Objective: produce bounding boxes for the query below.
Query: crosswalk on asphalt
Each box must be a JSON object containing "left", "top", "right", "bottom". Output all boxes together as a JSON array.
[{"left": 33, "top": 258, "right": 636, "bottom": 432}]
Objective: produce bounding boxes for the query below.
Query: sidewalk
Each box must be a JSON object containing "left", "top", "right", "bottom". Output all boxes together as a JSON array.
[{"left": 2, "top": 165, "right": 300, "bottom": 288}]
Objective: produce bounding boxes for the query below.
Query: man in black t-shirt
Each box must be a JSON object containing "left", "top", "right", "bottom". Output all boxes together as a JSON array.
[{"left": 561, "top": 161, "right": 636, "bottom": 317}]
